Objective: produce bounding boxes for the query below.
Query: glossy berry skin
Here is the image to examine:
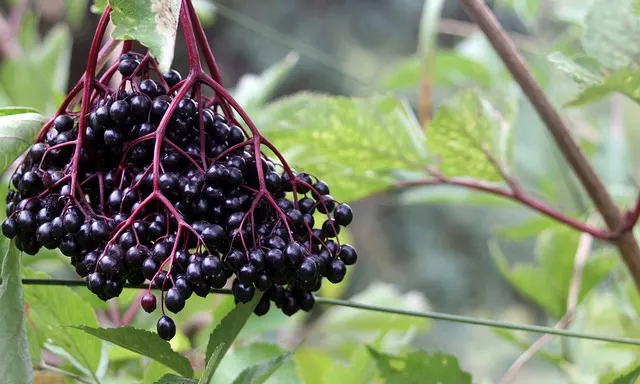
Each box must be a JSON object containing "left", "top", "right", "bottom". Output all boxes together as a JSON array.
[
  {"left": 339, "top": 244, "right": 358, "bottom": 265},
  {"left": 157, "top": 316, "right": 176, "bottom": 340},
  {"left": 165, "top": 288, "right": 185, "bottom": 313},
  {"left": 234, "top": 281, "right": 255, "bottom": 303},
  {"left": 2, "top": 218, "right": 18, "bottom": 238},
  {"left": 333, "top": 203, "right": 353, "bottom": 226}
]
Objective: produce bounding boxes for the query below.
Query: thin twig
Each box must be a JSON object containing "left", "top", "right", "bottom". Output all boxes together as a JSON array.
[
  {"left": 498, "top": 232, "right": 593, "bottom": 383},
  {"left": 10, "top": 278, "right": 640, "bottom": 346},
  {"left": 459, "top": 0, "right": 640, "bottom": 290},
  {"left": 396, "top": 176, "right": 613, "bottom": 239}
]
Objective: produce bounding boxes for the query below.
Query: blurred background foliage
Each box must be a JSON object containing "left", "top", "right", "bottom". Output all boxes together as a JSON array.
[{"left": 0, "top": 0, "right": 639, "bottom": 383}]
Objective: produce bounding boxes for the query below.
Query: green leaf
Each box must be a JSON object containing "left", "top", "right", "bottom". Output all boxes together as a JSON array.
[
  {"left": 109, "top": 0, "right": 181, "bottom": 72},
  {"left": 259, "top": 93, "right": 427, "bottom": 202},
  {"left": 23, "top": 269, "right": 102, "bottom": 379},
  {"left": 547, "top": 52, "right": 603, "bottom": 86},
  {"left": 496, "top": 216, "right": 559, "bottom": 240},
  {"left": 324, "top": 344, "right": 378, "bottom": 384},
  {"left": 155, "top": 374, "right": 198, "bottom": 384},
  {"left": 609, "top": 364, "right": 640, "bottom": 383},
  {"left": 212, "top": 343, "right": 300, "bottom": 384},
  {"left": 315, "top": 283, "right": 431, "bottom": 339},
  {"left": 74, "top": 325, "right": 194, "bottom": 378},
  {"left": 427, "top": 89, "right": 510, "bottom": 181},
  {"left": 582, "top": 0, "right": 640, "bottom": 72},
  {"left": 294, "top": 347, "right": 335, "bottom": 384},
  {"left": 200, "top": 344, "right": 225, "bottom": 384},
  {"left": 490, "top": 229, "right": 617, "bottom": 318},
  {"left": 203, "top": 294, "right": 262, "bottom": 377},
  {"left": 368, "top": 347, "right": 472, "bottom": 384},
  {"left": 380, "top": 53, "right": 493, "bottom": 91},
  {"left": 566, "top": 69, "right": 640, "bottom": 106},
  {"left": 231, "top": 353, "right": 293, "bottom": 384},
  {"left": 0, "top": 111, "right": 46, "bottom": 178},
  {"left": 233, "top": 52, "right": 299, "bottom": 112},
  {"left": 0, "top": 107, "right": 42, "bottom": 116},
  {"left": 0, "top": 240, "right": 33, "bottom": 384},
  {"left": 91, "top": 0, "right": 107, "bottom": 13}
]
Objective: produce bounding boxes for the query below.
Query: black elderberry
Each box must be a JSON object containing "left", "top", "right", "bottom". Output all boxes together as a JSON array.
[
  {"left": 16, "top": 210, "right": 37, "bottom": 233},
  {"left": 284, "top": 242, "right": 304, "bottom": 265},
  {"left": 316, "top": 195, "right": 336, "bottom": 214},
  {"left": 298, "top": 291, "right": 315, "bottom": 312},
  {"left": 298, "top": 258, "right": 317, "bottom": 281},
  {"left": 130, "top": 95, "right": 151, "bottom": 122},
  {"left": 165, "top": 288, "right": 185, "bottom": 313},
  {"left": 163, "top": 69, "right": 182, "bottom": 87},
  {"left": 295, "top": 173, "right": 313, "bottom": 194},
  {"left": 327, "top": 259, "right": 347, "bottom": 283},
  {"left": 174, "top": 275, "right": 193, "bottom": 299},
  {"left": 142, "top": 257, "right": 160, "bottom": 280},
  {"left": 90, "top": 220, "right": 110, "bottom": 242},
  {"left": 201, "top": 224, "right": 225, "bottom": 247},
  {"left": 140, "top": 79, "right": 161, "bottom": 98},
  {"left": 322, "top": 219, "right": 340, "bottom": 238},
  {"left": 238, "top": 264, "right": 257, "bottom": 284},
  {"left": 254, "top": 298, "right": 270, "bottom": 316},
  {"left": 298, "top": 197, "right": 315, "bottom": 214},
  {"left": 234, "top": 281, "right": 255, "bottom": 303},
  {"left": 333, "top": 203, "right": 353, "bottom": 226},
  {"left": 119, "top": 58, "right": 139, "bottom": 77},
  {"left": 339, "top": 244, "right": 358, "bottom": 265},
  {"left": 281, "top": 295, "right": 299, "bottom": 316},
  {"left": 104, "top": 128, "right": 124, "bottom": 147},
  {"left": 53, "top": 114, "right": 74, "bottom": 132},
  {"left": 186, "top": 262, "right": 204, "bottom": 284},
  {"left": 86, "top": 272, "right": 105, "bottom": 295},
  {"left": 125, "top": 246, "right": 146, "bottom": 268},
  {"left": 227, "top": 125, "right": 245, "bottom": 145},
  {"left": 249, "top": 249, "right": 266, "bottom": 271},
  {"left": 2, "top": 218, "right": 18, "bottom": 238},
  {"left": 157, "top": 316, "right": 176, "bottom": 341},
  {"left": 109, "top": 100, "right": 130, "bottom": 123},
  {"left": 202, "top": 255, "right": 222, "bottom": 276}
]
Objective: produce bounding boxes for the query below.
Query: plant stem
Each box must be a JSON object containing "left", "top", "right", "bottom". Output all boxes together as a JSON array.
[
  {"left": 396, "top": 178, "right": 612, "bottom": 239},
  {"left": 11, "top": 278, "right": 640, "bottom": 346},
  {"left": 459, "top": 0, "right": 640, "bottom": 290}
]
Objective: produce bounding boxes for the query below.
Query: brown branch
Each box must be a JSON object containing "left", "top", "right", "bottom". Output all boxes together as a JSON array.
[{"left": 459, "top": 0, "right": 640, "bottom": 290}]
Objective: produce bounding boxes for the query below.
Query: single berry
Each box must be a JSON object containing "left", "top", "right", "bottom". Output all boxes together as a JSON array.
[{"left": 157, "top": 316, "right": 176, "bottom": 341}]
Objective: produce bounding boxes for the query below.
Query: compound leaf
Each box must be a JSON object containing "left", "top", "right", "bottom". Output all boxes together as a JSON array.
[{"left": 259, "top": 93, "right": 427, "bottom": 202}]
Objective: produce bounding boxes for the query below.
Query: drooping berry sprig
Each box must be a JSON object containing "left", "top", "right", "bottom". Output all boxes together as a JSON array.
[{"left": 1, "top": 0, "right": 358, "bottom": 340}]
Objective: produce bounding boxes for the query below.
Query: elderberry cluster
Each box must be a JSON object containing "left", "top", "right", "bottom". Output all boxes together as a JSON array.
[{"left": 2, "top": 52, "right": 357, "bottom": 341}]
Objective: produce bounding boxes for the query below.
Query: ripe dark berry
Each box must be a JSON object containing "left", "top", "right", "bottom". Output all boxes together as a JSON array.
[
  {"left": 16, "top": 210, "right": 37, "bottom": 233},
  {"left": 201, "top": 224, "right": 225, "bottom": 247},
  {"left": 333, "top": 203, "right": 353, "bottom": 226},
  {"left": 118, "top": 58, "right": 139, "bottom": 76},
  {"left": 163, "top": 69, "right": 182, "bottom": 87},
  {"left": 186, "top": 262, "right": 204, "bottom": 284},
  {"left": 2, "top": 218, "right": 18, "bottom": 239},
  {"left": 157, "top": 316, "right": 176, "bottom": 341},
  {"left": 281, "top": 295, "right": 299, "bottom": 316},
  {"left": 312, "top": 181, "right": 330, "bottom": 197},
  {"left": 109, "top": 100, "right": 130, "bottom": 123},
  {"left": 284, "top": 242, "right": 304, "bottom": 265},
  {"left": 130, "top": 95, "right": 151, "bottom": 122},
  {"left": 86, "top": 272, "right": 105, "bottom": 294},
  {"left": 234, "top": 281, "right": 255, "bottom": 303},
  {"left": 254, "top": 298, "right": 270, "bottom": 316},
  {"left": 339, "top": 244, "right": 358, "bottom": 265},
  {"left": 316, "top": 195, "right": 336, "bottom": 214},
  {"left": 298, "top": 197, "right": 315, "bottom": 214},
  {"left": 104, "top": 128, "right": 123, "bottom": 147},
  {"left": 53, "top": 114, "right": 74, "bottom": 132},
  {"left": 298, "top": 291, "right": 315, "bottom": 312},
  {"left": 202, "top": 255, "right": 222, "bottom": 276},
  {"left": 298, "top": 258, "right": 317, "bottom": 281},
  {"left": 165, "top": 288, "right": 185, "bottom": 313},
  {"left": 174, "top": 275, "right": 193, "bottom": 299},
  {"left": 322, "top": 219, "right": 340, "bottom": 238},
  {"left": 238, "top": 264, "right": 257, "bottom": 284},
  {"left": 90, "top": 220, "right": 110, "bottom": 242},
  {"left": 327, "top": 259, "right": 347, "bottom": 283}
]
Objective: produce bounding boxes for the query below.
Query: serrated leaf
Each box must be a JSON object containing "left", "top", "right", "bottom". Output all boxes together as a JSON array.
[
  {"left": 609, "top": 364, "right": 640, "bottom": 383},
  {"left": 427, "top": 89, "right": 510, "bottom": 181},
  {"left": 74, "top": 325, "right": 194, "bottom": 378},
  {"left": 203, "top": 294, "right": 262, "bottom": 377},
  {"left": 566, "top": 69, "right": 640, "bottom": 106},
  {"left": 0, "top": 112, "right": 46, "bottom": 174},
  {"left": 23, "top": 269, "right": 102, "bottom": 379},
  {"left": 233, "top": 52, "right": 299, "bottom": 112},
  {"left": 368, "top": 347, "right": 472, "bottom": 384},
  {"left": 315, "top": 283, "right": 431, "bottom": 338},
  {"left": 259, "top": 93, "right": 427, "bottom": 202},
  {"left": 582, "top": 0, "right": 640, "bottom": 71},
  {"left": 231, "top": 352, "right": 293, "bottom": 384},
  {"left": 155, "top": 374, "right": 198, "bottom": 384},
  {"left": 212, "top": 343, "right": 300, "bottom": 384},
  {"left": 0, "top": 240, "right": 32, "bottom": 384},
  {"left": 109, "top": 0, "right": 181, "bottom": 72},
  {"left": 548, "top": 52, "right": 603, "bottom": 86},
  {"left": 324, "top": 344, "right": 377, "bottom": 384},
  {"left": 200, "top": 344, "right": 225, "bottom": 384},
  {"left": 490, "top": 229, "right": 617, "bottom": 318}
]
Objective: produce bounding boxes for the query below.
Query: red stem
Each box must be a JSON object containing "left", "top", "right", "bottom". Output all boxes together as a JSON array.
[{"left": 396, "top": 177, "right": 615, "bottom": 239}]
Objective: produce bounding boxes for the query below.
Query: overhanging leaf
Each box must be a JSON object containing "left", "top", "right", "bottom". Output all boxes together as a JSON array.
[
  {"left": 547, "top": 52, "right": 603, "bottom": 86},
  {"left": 427, "top": 89, "right": 510, "bottom": 181},
  {"left": 0, "top": 111, "right": 46, "bottom": 174},
  {"left": 74, "top": 326, "right": 194, "bottom": 378},
  {"left": 565, "top": 69, "right": 640, "bottom": 106},
  {"left": 0, "top": 240, "right": 32, "bottom": 384},
  {"left": 203, "top": 294, "right": 262, "bottom": 377},
  {"left": 23, "top": 269, "right": 102, "bottom": 378},
  {"left": 368, "top": 347, "right": 472, "bottom": 384},
  {"left": 231, "top": 352, "right": 293, "bottom": 384},
  {"left": 258, "top": 93, "right": 427, "bottom": 202},
  {"left": 199, "top": 344, "right": 225, "bottom": 384},
  {"left": 582, "top": 0, "right": 640, "bottom": 71},
  {"left": 109, "top": 0, "right": 181, "bottom": 72}
]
